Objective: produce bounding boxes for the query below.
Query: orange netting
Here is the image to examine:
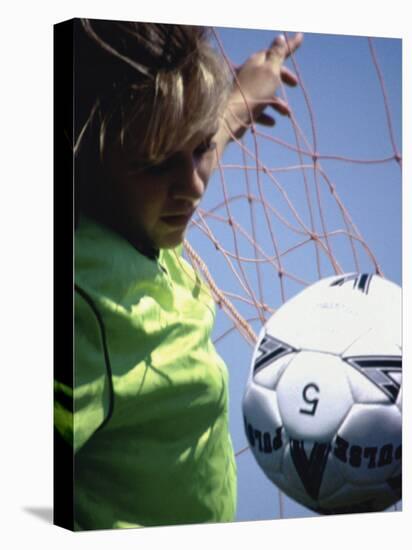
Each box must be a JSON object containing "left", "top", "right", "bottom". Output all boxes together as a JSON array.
[
  {"left": 183, "top": 31, "right": 401, "bottom": 352},
  {"left": 181, "top": 36, "right": 401, "bottom": 516}
]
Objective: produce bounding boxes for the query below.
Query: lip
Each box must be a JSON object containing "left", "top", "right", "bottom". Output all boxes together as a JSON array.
[{"left": 160, "top": 211, "right": 194, "bottom": 227}]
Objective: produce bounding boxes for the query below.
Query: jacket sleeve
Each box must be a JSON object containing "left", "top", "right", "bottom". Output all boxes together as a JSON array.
[{"left": 54, "top": 288, "right": 113, "bottom": 454}]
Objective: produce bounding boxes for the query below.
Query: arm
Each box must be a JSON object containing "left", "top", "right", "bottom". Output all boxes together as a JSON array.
[
  {"left": 54, "top": 289, "right": 113, "bottom": 454},
  {"left": 214, "top": 33, "right": 304, "bottom": 157}
]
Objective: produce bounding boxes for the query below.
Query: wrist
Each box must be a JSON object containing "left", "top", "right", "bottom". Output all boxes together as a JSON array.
[{"left": 212, "top": 91, "right": 253, "bottom": 161}]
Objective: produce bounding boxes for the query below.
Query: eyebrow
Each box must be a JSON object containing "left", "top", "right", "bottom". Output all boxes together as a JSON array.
[
  {"left": 208, "top": 126, "right": 219, "bottom": 138},
  {"left": 196, "top": 124, "right": 219, "bottom": 140},
  {"left": 127, "top": 127, "right": 220, "bottom": 172},
  {"left": 196, "top": 128, "right": 219, "bottom": 146}
]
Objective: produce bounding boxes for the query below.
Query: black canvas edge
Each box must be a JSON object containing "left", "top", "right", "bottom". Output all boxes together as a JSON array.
[{"left": 53, "top": 18, "right": 75, "bottom": 532}]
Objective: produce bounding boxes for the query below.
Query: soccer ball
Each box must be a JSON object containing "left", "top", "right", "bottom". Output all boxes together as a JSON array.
[{"left": 242, "top": 273, "right": 402, "bottom": 514}]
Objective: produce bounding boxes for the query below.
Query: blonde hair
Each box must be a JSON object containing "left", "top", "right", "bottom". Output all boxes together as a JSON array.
[{"left": 75, "top": 19, "right": 231, "bottom": 171}]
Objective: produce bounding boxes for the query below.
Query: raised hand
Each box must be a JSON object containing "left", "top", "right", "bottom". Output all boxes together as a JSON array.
[{"left": 222, "top": 32, "right": 304, "bottom": 142}]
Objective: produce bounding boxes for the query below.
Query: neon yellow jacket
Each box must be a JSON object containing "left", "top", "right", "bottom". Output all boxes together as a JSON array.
[{"left": 54, "top": 216, "right": 237, "bottom": 530}]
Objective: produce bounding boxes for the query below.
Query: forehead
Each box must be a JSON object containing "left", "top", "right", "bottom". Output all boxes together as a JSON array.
[
  {"left": 107, "top": 120, "right": 219, "bottom": 175},
  {"left": 125, "top": 118, "right": 219, "bottom": 160},
  {"left": 185, "top": 125, "right": 219, "bottom": 147}
]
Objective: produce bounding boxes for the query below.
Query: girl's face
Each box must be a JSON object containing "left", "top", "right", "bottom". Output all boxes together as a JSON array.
[{"left": 103, "top": 128, "right": 218, "bottom": 256}]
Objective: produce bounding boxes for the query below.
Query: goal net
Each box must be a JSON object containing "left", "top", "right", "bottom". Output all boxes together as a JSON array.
[{"left": 183, "top": 27, "right": 402, "bottom": 521}]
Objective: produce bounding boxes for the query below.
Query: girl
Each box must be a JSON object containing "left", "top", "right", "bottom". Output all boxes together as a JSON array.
[{"left": 54, "top": 18, "right": 302, "bottom": 530}]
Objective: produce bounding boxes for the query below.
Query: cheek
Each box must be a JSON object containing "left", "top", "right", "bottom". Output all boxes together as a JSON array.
[
  {"left": 126, "top": 182, "right": 166, "bottom": 227},
  {"left": 196, "top": 159, "right": 213, "bottom": 189}
]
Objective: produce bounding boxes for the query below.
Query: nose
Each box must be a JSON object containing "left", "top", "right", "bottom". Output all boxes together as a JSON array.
[{"left": 171, "top": 151, "right": 205, "bottom": 205}]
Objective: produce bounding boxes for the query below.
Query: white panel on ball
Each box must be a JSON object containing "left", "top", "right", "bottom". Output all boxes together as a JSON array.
[
  {"left": 264, "top": 274, "right": 377, "bottom": 354},
  {"left": 276, "top": 352, "right": 353, "bottom": 441},
  {"left": 343, "top": 330, "right": 401, "bottom": 358},
  {"left": 334, "top": 403, "right": 402, "bottom": 485},
  {"left": 282, "top": 439, "right": 345, "bottom": 506},
  {"left": 343, "top": 363, "right": 391, "bottom": 404},
  {"left": 242, "top": 383, "right": 284, "bottom": 476},
  {"left": 253, "top": 352, "right": 295, "bottom": 390}
]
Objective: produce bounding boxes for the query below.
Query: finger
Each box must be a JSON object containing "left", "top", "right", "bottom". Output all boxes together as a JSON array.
[
  {"left": 255, "top": 112, "right": 276, "bottom": 127},
  {"left": 281, "top": 66, "right": 299, "bottom": 86},
  {"left": 284, "top": 32, "right": 304, "bottom": 57},
  {"left": 270, "top": 97, "right": 292, "bottom": 116},
  {"left": 267, "top": 32, "right": 303, "bottom": 62},
  {"left": 266, "top": 34, "right": 288, "bottom": 64}
]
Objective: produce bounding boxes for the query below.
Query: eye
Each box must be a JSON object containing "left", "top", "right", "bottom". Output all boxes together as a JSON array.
[
  {"left": 145, "top": 159, "right": 173, "bottom": 175},
  {"left": 127, "top": 157, "right": 173, "bottom": 177},
  {"left": 194, "top": 139, "right": 217, "bottom": 159}
]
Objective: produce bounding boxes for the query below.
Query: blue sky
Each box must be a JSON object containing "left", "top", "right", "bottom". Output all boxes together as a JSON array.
[{"left": 185, "top": 26, "right": 402, "bottom": 522}]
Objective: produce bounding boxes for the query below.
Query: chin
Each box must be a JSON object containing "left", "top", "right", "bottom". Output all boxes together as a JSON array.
[
  {"left": 160, "top": 237, "right": 185, "bottom": 250},
  {"left": 157, "top": 230, "right": 186, "bottom": 250}
]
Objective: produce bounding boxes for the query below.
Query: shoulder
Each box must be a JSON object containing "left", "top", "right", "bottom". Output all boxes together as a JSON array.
[
  {"left": 75, "top": 215, "right": 164, "bottom": 303},
  {"left": 161, "top": 244, "right": 216, "bottom": 316}
]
